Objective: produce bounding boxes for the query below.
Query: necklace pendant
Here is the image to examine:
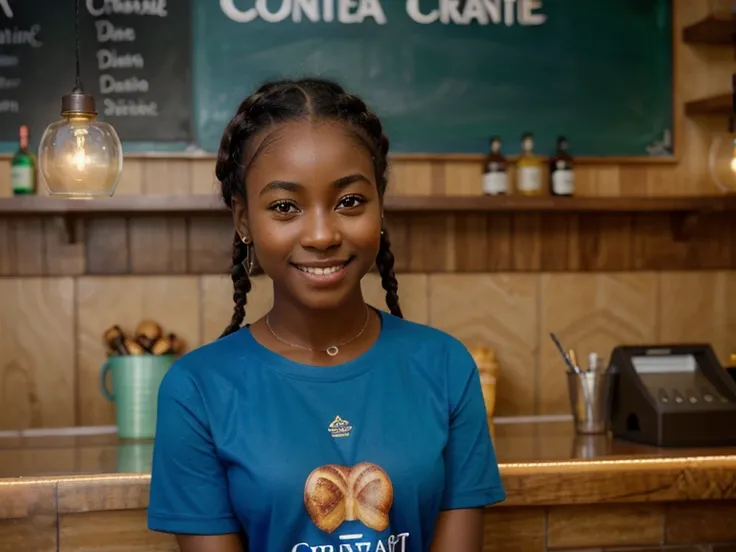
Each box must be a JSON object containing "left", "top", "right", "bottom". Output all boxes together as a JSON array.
[{"left": 326, "top": 346, "right": 339, "bottom": 357}]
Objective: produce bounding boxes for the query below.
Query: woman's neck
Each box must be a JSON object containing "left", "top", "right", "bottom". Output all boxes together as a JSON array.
[{"left": 266, "top": 288, "right": 371, "bottom": 352}]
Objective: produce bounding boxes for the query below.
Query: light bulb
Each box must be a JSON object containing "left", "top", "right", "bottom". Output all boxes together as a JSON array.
[
  {"left": 38, "top": 91, "right": 123, "bottom": 199},
  {"left": 708, "top": 135, "right": 736, "bottom": 193}
]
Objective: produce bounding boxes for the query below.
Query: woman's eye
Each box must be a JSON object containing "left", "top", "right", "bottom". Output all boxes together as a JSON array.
[
  {"left": 269, "top": 200, "right": 299, "bottom": 214},
  {"left": 337, "top": 195, "right": 365, "bottom": 209}
]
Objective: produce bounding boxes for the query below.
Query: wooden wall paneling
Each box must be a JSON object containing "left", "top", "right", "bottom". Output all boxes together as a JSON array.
[
  {"left": 407, "top": 215, "right": 452, "bottom": 272},
  {"left": 140, "top": 160, "right": 192, "bottom": 195},
  {"left": 658, "top": 271, "right": 734, "bottom": 364},
  {"left": 665, "top": 502, "right": 736, "bottom": 544},
  {"left": 0, "top": 278, "right": 75, "bottom": 430},
  {"left": 128, "top": 216, "right": 188, "bottom": 274},
  {"left": 0, "top": 481, "right": 57, "bottom": 552},
  {"left": 187, "top": 216, "right": 233, "bottom": 274},
  {"left": 84, "top": 219, "right": 129, "bottom": 274},
  {"left": 0, "top": 218, "right": 45, "bottom": 275},
  {"left": 428, "top": 274, "right": 539, "bottom": 416},
  {"left": 482, "top": 508, "right": 547, "bottom": 552},
  {"left": 199, "top": 274, "right": 275, "bottom": 344},
  {"left": 382, "top": 216, "right": 411, "bottom": 273},
  {"left": 114, "top": 159, "right": 143, "bottom": 196},
  {"left": 537, "top": 273, "right": 659, "bottom": 414},
  {"left": 539, "top": 214, "right": 579, "bottom": 272},
  {"left": 547, "top": 504, "right": 665, "bottom": 549},
  {"left": 59, "top": 510, "right": 177, "bottom": 552},
  {"left": 386, "top": 161, "right": 433, "bottom": 196},
  {"left": 576, "top": 214, "right": 633, "bottom": 271},
  {"left": 454, "top": 214, "right": 491, "bottom": 272},
  {"left": 0, "top": 159, "right": 10, "bottom": 197},
  {"left": 361, "top": 273, "right": 429, "bottom": 324},
  {"left": 485, "top": 214, "right": 513, "bottom": 272},
  {"left": 511, "top": 214, "right": 542, "bottom": 271},
  {"left": 75, "top": 276, "right": 201, "bottom": 427},
  {"left": 44, "top": 217, "right": 86, "bottom": 276},
  {"left": 190, "top": 158, "right": 219, "bottom": 196}
]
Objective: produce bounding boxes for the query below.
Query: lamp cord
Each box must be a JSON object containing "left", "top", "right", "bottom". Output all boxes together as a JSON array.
[{"left": 73, "top": 0, "right": 83, "bottom": 93}]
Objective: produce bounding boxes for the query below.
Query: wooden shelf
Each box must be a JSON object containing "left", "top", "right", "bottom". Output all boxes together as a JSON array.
[
  {"left": 685, "top": 93, "right": 733, "bottom": 116},
  {"left": 1, "top": 194, "right": 736, "bottom": 216},
  {"left": 683, "top": 14, "right": 736, "bottom": 44}
]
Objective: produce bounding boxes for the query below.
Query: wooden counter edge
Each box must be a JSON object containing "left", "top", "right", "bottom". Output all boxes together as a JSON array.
[{"left": 2, "top": 455, "right": 736, "bottom": 518}]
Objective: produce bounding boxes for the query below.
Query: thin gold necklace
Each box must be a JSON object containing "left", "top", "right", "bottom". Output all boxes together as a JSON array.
[{"left": 266, "top": 306, "right": 371, "bottom": 357}]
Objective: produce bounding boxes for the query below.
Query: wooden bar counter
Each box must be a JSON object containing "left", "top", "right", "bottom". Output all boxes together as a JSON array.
[{"left": 2, "top": 420, "right": 736, "bottom": 552}]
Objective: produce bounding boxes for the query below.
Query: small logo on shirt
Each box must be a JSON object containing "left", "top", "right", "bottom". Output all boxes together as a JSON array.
[{"left": 328, "top": 415, "right": 352, "bottom": 438}]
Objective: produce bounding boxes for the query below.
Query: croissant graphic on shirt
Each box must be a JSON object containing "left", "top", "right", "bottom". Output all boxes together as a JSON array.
[{"left": 304, "top": 462, "right": 394, "bottom": 534}]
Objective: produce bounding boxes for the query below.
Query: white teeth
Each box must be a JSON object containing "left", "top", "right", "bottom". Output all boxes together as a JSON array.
[{"left": 297, "top": 264, "right": 345, "bottom": 276}]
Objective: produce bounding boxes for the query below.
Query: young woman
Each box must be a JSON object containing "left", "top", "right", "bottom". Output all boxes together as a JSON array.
[{"left": 147, "top": 78, "right": 505, "bottom": 552}]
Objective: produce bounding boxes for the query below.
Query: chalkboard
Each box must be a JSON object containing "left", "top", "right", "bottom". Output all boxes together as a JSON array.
[
  {"left": 0, "top": 0, "right": 192, "bottom": 151},
  {"left": 0, "top": 0, "right": 674, "bottom": 158}
]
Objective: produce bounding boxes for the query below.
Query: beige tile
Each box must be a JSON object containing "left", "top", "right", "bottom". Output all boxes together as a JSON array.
[
  {"left": 539, "top": 273, "right": 658, "bottom": 414},
  {"left": 361, "top": 273, "right": 428, "bottom": 324},
  {"left": 75, "top": 276, "right": 201, "bottom": 426},
  {"left": 658, "top": 271, "right": 736, "bottom": 366},
  {"left": 0, "top": 278, "right": 75, "bottom": 430},
  {"left": 428, "top": 274, "right": 539, "bottom": 416},
  {"left": 200, "top": 274, "right": 274, "bottom": 344}
]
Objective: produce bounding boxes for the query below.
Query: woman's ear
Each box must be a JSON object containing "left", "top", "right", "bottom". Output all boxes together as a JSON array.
[{"left": 231, "top": 197, "right": 251, "bottom": 241}]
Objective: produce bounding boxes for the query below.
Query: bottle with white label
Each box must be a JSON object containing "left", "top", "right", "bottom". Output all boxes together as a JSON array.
[
  {"left": 516, "top": 132, "right": 542, "bottom": 195},
  {"left": 11, "top": 125, "right": 37, "bottom": 196},
  {"left": 482, "top": 136, "right": 508, "bottom": 195},
  {"left": 549, "top": 136, "right": 575, "bottom": 196}
]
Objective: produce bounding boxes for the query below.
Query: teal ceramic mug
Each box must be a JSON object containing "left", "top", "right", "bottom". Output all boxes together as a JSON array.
[{"left": 100, "top": 354, "right": 174, "bottom": 440}]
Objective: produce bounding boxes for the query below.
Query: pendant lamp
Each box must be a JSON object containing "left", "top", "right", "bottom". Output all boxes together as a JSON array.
[
  {"left": 38, "top": 0, "right": 123, "bottom": 199},
  {"left": 708, "top": 74, "right": 736, "bottom": 193}
]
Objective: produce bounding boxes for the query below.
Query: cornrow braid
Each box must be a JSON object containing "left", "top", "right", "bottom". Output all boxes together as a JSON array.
[
  {"left": 220, "top": 232, "right": 252, "bottom": 337},
  {"left": 376, "top": 228, "right": 403, "bottom": 318},
  {"left": 215, "top": 77, "right": 402, "bottom": 335}
]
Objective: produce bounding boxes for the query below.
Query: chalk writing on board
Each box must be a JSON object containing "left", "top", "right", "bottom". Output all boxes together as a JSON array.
[
  {"left": 85, "top": 0, "right": 168, "bottom": 18},
  {"left": 88, "top": 4, "right": 161, "bottom": 117},
  {"left": 219, "top": 0, "right": 547, "bottom": 26}
]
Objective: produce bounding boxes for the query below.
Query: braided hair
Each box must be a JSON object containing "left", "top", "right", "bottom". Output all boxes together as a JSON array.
[{"left": 216, "top": 78, "right": 403, "bottom": 338}]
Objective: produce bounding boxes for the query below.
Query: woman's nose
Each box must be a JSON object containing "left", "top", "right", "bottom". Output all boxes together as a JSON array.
[{"left": 300, "top": 211, "right": 342, "bottom": 251}]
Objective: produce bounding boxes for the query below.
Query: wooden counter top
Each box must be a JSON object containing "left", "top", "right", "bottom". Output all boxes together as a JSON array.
[
  {"left": 2, "top": 420, "right": 736, "bottom": 510},
  {"left": 3, "top": 420, "right": 736, "bottom": 552}
]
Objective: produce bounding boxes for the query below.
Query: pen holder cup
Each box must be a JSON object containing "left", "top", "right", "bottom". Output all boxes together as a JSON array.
[
  {"left": 100, "top": 354, "right": 174, "bottom": 440},
  {"left": 566, "top": 370, "right": 614, "bottom": 435}
]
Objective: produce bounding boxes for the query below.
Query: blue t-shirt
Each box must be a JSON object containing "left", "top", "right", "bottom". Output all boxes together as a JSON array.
[{"left": 147, "top": 310, "right": 505, "bottom": 551}]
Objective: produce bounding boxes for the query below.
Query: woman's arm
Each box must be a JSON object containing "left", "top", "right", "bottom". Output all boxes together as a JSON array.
[
  {"left": 176, "top": 534, "right": 244, "bottom": 552},
  {"left": 429, "top": 508, "right": 484, "bottom": 552}
]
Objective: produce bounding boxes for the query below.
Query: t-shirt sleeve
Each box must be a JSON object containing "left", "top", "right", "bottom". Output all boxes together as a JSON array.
[
  {"left": 439, "top": 340, "right": 506, "bottom": 511},
  {"left": 147, "top": 363, "right": 241, "bottom": 535}
]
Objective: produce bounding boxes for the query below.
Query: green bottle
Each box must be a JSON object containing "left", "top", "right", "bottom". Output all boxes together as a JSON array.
[{"left": 11, "top": 125, "right": 37, "bottom": 195}]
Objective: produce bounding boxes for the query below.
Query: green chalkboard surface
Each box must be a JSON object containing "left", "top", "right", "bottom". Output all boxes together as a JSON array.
[
  {"left": 192, "top": 0, "right": 674, "bottom": 157},
  {"left": 1, "top": 0, "right": 673, "bottom": 157}
]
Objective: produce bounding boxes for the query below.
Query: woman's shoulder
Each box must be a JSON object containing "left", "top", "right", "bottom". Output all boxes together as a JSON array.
[{"left": 159, "top": 328, "right": 255, "bottom": 388}]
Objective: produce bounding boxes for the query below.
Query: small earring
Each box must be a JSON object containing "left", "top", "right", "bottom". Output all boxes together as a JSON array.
[{"left": 241, "top": 235, "right": 251, "bottom": 245}]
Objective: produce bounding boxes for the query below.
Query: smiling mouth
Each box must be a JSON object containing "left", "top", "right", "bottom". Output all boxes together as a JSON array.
[{"left": 292, "top": 257, "right": 354, "bottom": 276}]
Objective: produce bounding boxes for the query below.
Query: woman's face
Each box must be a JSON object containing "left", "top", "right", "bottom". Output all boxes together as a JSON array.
[{"left": 233, "top": 120, "right": 382, "bottom": 310}]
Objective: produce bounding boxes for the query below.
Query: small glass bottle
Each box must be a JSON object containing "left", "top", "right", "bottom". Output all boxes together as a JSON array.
[
  {"left": 11, "top": 125, "right": 37, "bottom": 195},
  {"left": 549, "top": 135, "right": 575, "bottom": 196},
  {"left": 516, "top": 132, "right": 542, "bottom": 196},
  {"left": 482, "top": 136, "right": 508, "bottom": 195}
]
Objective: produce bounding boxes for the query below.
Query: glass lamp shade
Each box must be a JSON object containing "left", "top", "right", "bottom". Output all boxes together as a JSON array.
[
  {"left": 39, "top": 109, "right": 123, "bottom": 199},
  {"left": 708, "top": 135, "right": 736, "bottom": 194}
]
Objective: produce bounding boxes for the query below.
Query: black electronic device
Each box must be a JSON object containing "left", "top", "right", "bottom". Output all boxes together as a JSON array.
[{"left": 608, "top": 344, "right": 736, "bottom": 447}]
